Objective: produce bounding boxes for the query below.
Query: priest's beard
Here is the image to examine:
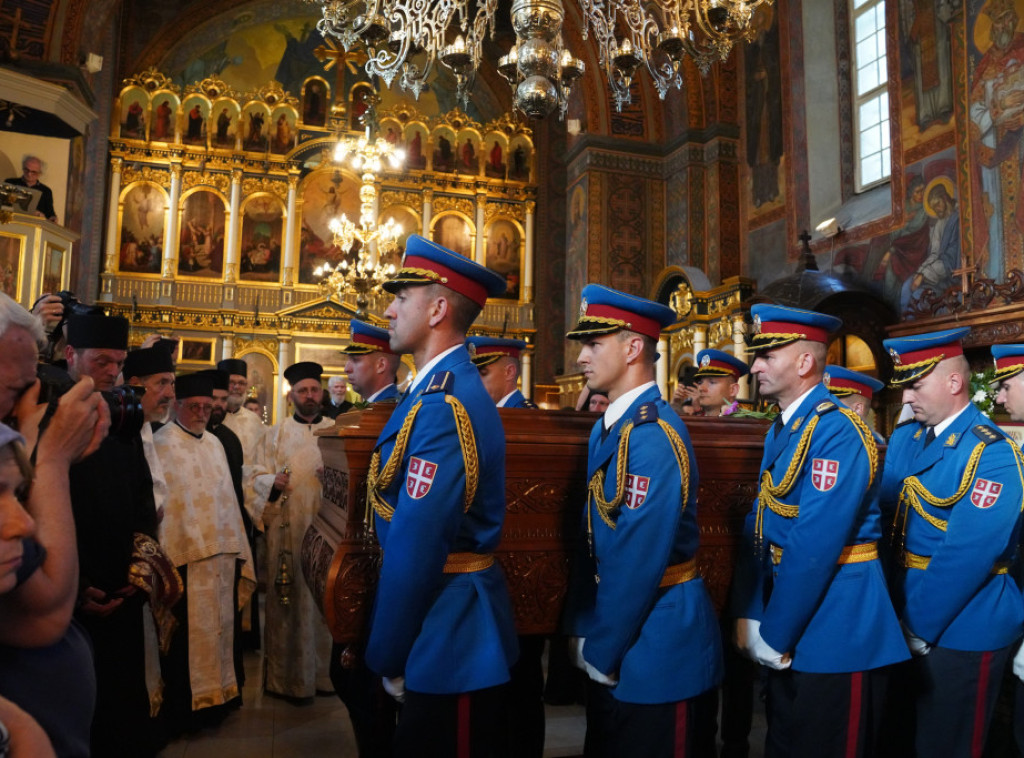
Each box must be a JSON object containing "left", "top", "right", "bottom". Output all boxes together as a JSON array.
[
  {"left": 209, "top": 407, "right": 226, "bottom": 426},
  {"left": 226, "top": 394, "right": 243, "bottom": 412}
]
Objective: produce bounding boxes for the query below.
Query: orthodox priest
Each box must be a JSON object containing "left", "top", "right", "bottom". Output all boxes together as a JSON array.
[
  {"left": 152, "top": 372, "right": 256, "bottom": 734},
  {"left": 252, "top": 361, "right": 335, "bottom": 699}
]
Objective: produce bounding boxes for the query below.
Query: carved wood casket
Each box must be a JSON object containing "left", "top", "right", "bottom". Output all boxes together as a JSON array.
[{"left": 301, "top": 406, "right": 769, "bottom": 644}]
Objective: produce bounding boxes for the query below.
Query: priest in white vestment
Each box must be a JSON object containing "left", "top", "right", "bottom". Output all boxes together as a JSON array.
[
  {"left": 252, "top": 361, "right": 334, "bottom": 699},
  {"left": 153, "top": 372, "right": 256, "bottom": 727}
]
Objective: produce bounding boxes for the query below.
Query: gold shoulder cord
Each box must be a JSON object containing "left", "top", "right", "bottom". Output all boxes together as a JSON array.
[
  {"left": 894, "top": 438, "right": 1024, "bottom": 552},
  {"left": 366, "top": 396, "right": 479, "bottom": 523},
  {"left": 585, "top": 419, "right": 691, "bottom": 566},
  {"left": 754, "top": 408, "right": 879, "bottom": 549}
]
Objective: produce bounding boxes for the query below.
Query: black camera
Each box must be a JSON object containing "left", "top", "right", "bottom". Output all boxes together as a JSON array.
[
  {"left": 41, "top": 290, "right": 104, "bottom": 363},
  {"left": 36, "top": 363, "right": 146, "bottom": 439}
]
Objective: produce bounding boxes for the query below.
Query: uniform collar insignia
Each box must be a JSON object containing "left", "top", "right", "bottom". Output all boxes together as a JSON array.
[
  {"left": 791, "top": 417, "right": 804, "bottom": 432},
  {"left": 944, "top": 432, "right": 960, "bottom": 447},
  {"left": 913, "top": 428, "right": 923, "bottom": 440}
]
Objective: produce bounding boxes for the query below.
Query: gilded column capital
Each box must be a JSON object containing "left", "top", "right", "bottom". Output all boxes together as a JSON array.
[
  {"left": 111, "top": 158, "right": 123, "bottom": 173},
  {"left": 231, "top": 168, "right": 244, "bottom": 184}
]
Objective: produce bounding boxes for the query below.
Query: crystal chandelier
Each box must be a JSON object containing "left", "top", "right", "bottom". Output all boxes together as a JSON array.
[
  {"left": 315, "top": 127, "right": 406, "bottom": 317},
  {"left": 308, "top": 0, "right": 772, "bottom": 116}
]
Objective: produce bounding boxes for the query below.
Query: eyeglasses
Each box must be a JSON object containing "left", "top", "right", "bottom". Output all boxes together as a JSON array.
[{"left": 185, "top": 402, "right": 213, "bottom": 414}]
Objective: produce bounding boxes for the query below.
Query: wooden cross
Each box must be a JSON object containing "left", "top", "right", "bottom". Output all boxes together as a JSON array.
[
  {"left": 5, "top": 8, "right": 23, "bottom": 60},
  {"left": 314, "top": 39, "right": 369, "bottom": 121},
  {"left": 952, "top": 262, "right": 976, "bottom": 293}
]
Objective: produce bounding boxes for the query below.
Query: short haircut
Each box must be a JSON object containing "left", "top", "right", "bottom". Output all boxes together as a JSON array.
[
  {"left": 0, "top": 293, "right": 44, "bottom": 346},
  {"left": 426, "top": 283, "right": 480, "bottom": 334},
  {"left": 617, "top": 329, "right": 659, "bottom": 363}
]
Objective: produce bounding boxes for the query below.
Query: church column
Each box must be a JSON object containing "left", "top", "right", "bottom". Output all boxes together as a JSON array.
[
  {"left": 225, "top": 169, "right": 243, "bottom": 283},
  {"left": 732, "top": 313, "right": 750, "bottom": 401},
  {"left": 657, "top": 336, "right": 669, "bottom": 399},
  {"left": 521, "top": 350, "right": 533, "bottom": 400},
  {"left": 422, "top": 189, "right": 433, "bottom": 236},
  {"left": 162, "top": 162, "right": 182, "bottom": 279},
  {"left": 693, "top": 324, "right": 708, "bottom": 357},
  {"left": 523, "top": 201, "right": 535, "bottom": 302},
  {"left": 474, "top": 189, "right": 486, "bottom": 265},
  {"left": 276, "top": 336, "right": 293, "bottom": 423},
  {"left": 221, "top": 332, "right": 234, "bottom": 362},
  {"left": 99, "top": 158, "right": 122, "bottom": 301},
  {"left": 282, "top": 171, "right": 299, "bottom": 287}
]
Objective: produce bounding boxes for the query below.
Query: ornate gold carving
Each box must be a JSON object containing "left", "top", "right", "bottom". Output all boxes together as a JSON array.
[
  {"left": 708, "top": 319, "right": 732, "bottom": 346},
  {"left": 241, "top": 176, "right": 288, "bottom": 198},
  {"left": 484, "top": 202, "right": 525, "bottom": 222},
  {"left": 123, "top": 67, "right": 178, "bottom": 93},
  {"left": 247, "top": 80, "right": 298, "bottom": 107},
  {"left": 185, "top": 76, "right": 236, "bottom": 99},
  {"left": 234, "top": 336, "right": 279, "bottom": 355},
  {"left": 431, "top": 108, "right": 481, "bottom": 132},
  {"left": 380, "top": 190, "right": 422, "bottom": 209},
  {"left": 182, "top": 171, "right": 230, "bottom": 194},
  {"left": 432, "top": 196, "right": 475, "bottom": 217},
  {"left": 122, "top": 165, "right": 169, "bottom": 185},
  {"left": 670, "top": 329, "right": 694, "bottom": 354},
  {"left": 111, "top": 158, "right": 123, "bottom": 173},
  {"left": 670, "top": 281, "right": 693, "bottom": 318}
]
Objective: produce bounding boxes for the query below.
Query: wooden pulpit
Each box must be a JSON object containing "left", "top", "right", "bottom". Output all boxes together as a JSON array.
[{"left": 301, "top": 406, "right": 769, "bottom": 644}]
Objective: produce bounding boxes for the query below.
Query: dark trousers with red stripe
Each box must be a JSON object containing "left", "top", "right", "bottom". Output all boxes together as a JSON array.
[
  {"left": 393, "top": 684, "right": 507, "bottom": 758},
  {"left": 764, "top": 666, "right": 889, "bottom": 758},
  {"left": 913, "top": 644, "right": 1013, "bottom": 758},
  {"left": 583, "top": 679, "right": 702, "bottom": 758}
]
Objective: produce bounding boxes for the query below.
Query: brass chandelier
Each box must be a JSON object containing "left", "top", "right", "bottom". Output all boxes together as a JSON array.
[
  {"left": 315, "top": 127, "right": 406, "bottom": 317},
  {"left": 307, "top": 0, "right": 772, "bottom": 115}
]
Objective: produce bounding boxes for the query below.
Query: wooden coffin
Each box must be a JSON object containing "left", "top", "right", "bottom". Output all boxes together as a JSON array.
[{"left": 301, "top": 406, "right": 769, "bottom": 644}]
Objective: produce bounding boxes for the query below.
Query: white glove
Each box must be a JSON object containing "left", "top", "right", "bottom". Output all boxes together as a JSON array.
[
  {"left": 741, "top": 619, "right": 791, "bottom": 670},
  {"left": 569, "top": 637, "right": 618, "bottom": 686},
  {"left": 382, "top": 675, "right": 406, "bottom": 702},
  {"left": 902, "top": 623, "right": 931, "bottom": 656},
  {"left": 1012, "top": 641, "right": 1024, "bottom": 682}
]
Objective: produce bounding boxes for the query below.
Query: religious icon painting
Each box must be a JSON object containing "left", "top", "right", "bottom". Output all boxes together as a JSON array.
[
  {"left": 302, "top": 77, "right": 330, "bottom": 127},
  {"left": 431, "top": 213, "right": 473, "bottom": 257},
  {"left": 380, "top": 119, "right": 403, "bottom": 149},
  {"left": 179, "top": 189, "right": 226, "bottom": 278},
  {"left": 239, "top": 194, "right": 284, "bottom": 282},
  {"left": 350, "top": 83, "right": 374, "bottom": 131},
  {"left": 297, "top": 170, "right": 360, "bottom": 284},
  {"left": 508, "top": 138, "right": 531, "bottom": 182},
  {"left": 118, "top": 183, "right": 166, "bottom": 275},
  {"left": 404, "top": 124, "right": 428, "bottom": 170},
  {"left": 41, "top": 243, "right": 65, "bottom": 295},
  {"left": 211, "top": 99, "right": 240, "bottom": 149},
  {"left": 150, "top": 92, "right": 179, "bottom": 143},
  {"left": 242, "top": 103, "right": 271, "bottom": 152},
  {"left": 0, "top": 233, "right": 23, "bottom": 300},
  {"left": 456, "top": 131, "right": 480, "bottom": 175},
  {"left": 485, "top": 218, "right": 522, "bottom": 300},
  {"left": 484, "top": 134, "right": 507, "bottom": 179},
  {"left": 432, "top": 127, "right": 457, "bottom": 173},
  {"left": 271, "top": 106, "right": 299, "bottom": 154},
  {"left": 182, "top": 95, "right": 211, "bottom": 147},
  {"left": 119, "top": 87, "right": 149, "bottom": 140}
]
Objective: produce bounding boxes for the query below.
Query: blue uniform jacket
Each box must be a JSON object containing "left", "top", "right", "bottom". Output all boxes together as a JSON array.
[
  {"left": 734, "top": 383, "right": 908, "bottom": 673},
  {"left": 880, "top": 403, "right": 1024, "bottom": 651},
  {"left": 501, "top": 389, "right": 533, "bottom": 408},
  {"left": 364, "top": 346, "right": 518, "bottom": 693},
  {"left": 568, "top": 385, "right": 722, "bottom": 704},
  {"left": 371, "top": 383, "right": 401, "bottom": 402}
]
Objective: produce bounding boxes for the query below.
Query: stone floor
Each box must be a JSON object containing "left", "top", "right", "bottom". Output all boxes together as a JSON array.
[{"left": 160, "top": 651, "right": 767, "bottom": 757}]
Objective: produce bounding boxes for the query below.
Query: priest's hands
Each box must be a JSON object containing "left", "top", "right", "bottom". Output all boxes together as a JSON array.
[{"left": 273, "top": 470, "right": 291, "bottom": 491}]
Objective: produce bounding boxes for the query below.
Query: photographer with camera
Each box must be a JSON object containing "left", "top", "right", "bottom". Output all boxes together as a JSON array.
[
  {"left": 0, "top": 293, "right": 111, "bottom": 757},
  {"left": 64, "top": 313, "right": 176, "bottom": 757}
]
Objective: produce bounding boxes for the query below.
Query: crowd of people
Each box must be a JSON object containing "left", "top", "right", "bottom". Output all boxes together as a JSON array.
[{"left": 0, "top": 232, "right": 1023, "bottom": 758}]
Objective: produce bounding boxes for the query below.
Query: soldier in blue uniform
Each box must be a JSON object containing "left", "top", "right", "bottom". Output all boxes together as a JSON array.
[
  {"left": 466, "top": 336, "right": 537, "bottom": 408},
  {"left": 692, "top": 347, "right": 748, "bottom": 416},
  {"left": 733, "top": 304, "right": 908, "bottom": 758},
  {"left": 364, "top": 235, "right": 518, "bottom": 757},
  {"left": 564, "top": 284, "right": 722, "bottom": 758},
  {"left": 343, "top": 319, "right": 402, "bottom": 403},
  {"left": 992, "top": 344, "right": 1024, "bottom": 758},
  {"left": 823, "top": 365, "right": 886, "bottom": 444},
  {"left": 879, "top": 329, "right": 1024, "bottom": 758}
]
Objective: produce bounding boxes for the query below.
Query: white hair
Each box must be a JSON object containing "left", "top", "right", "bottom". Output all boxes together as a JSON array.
[{"left": 0, "top": 293, "right": 44, "bottom": 346}]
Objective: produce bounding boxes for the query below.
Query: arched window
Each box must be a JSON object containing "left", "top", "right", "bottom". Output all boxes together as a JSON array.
[{"left": 851, "top": 0, "right": 891, "bottom": 190}]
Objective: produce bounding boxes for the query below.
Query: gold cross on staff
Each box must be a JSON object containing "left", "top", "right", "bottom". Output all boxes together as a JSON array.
[
  {"left": 952, "top": 262, "right": 977, "bottom": 293},
  {"left": 314, "top": 39, "right": 369, "bottom": 121}
]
